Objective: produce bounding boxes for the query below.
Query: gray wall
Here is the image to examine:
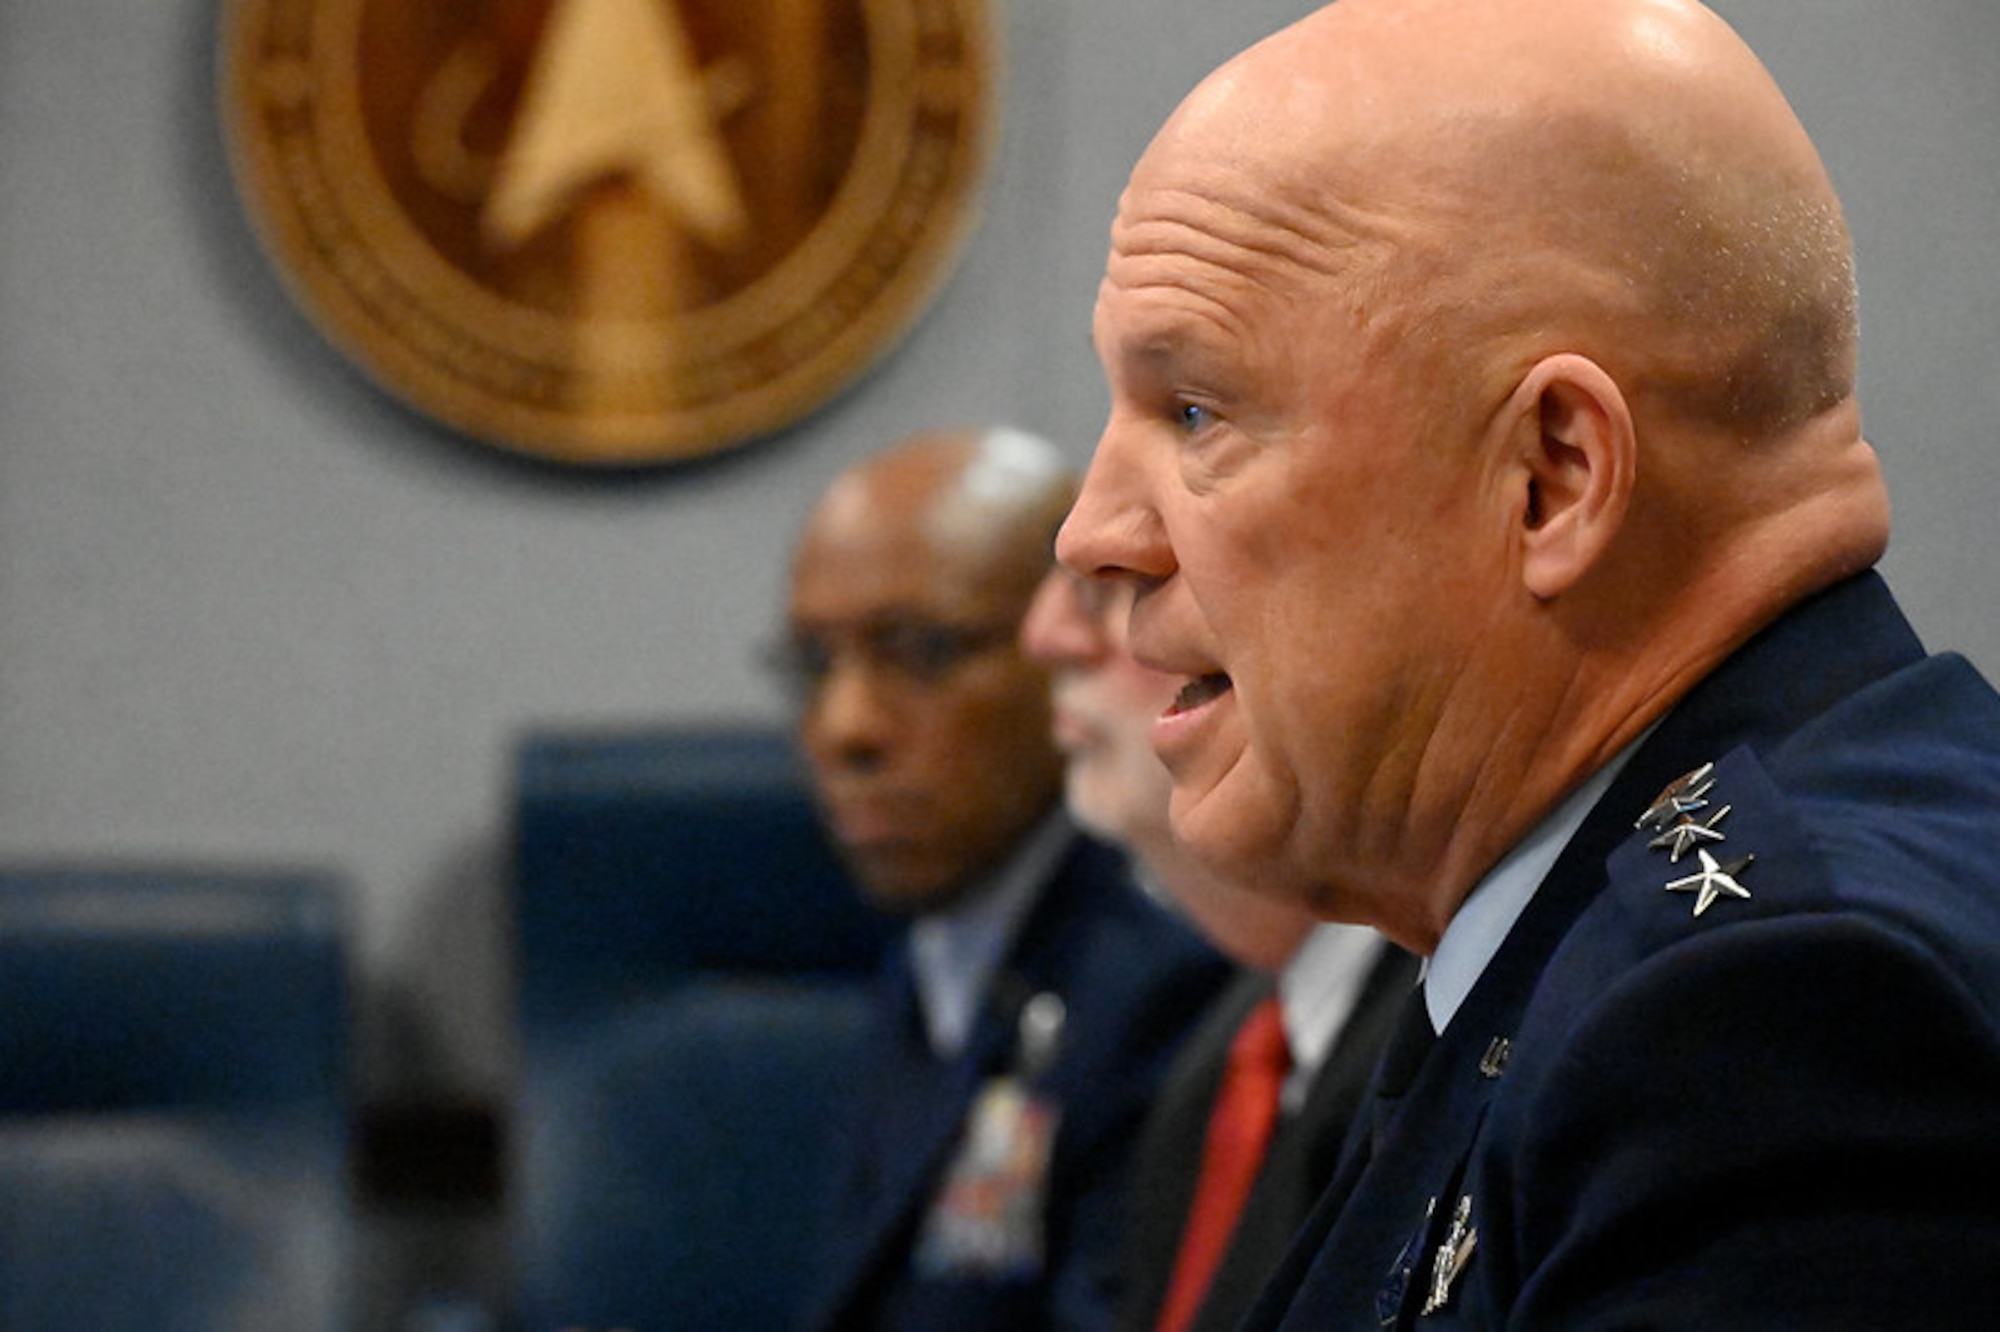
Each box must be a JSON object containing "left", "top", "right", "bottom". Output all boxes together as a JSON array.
[{"left": 3, "top": 1, "right": 1995, "bottom": 1101}]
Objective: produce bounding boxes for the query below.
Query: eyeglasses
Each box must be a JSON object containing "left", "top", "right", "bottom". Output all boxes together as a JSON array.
[{"left": 765, "top": 613, "right": 1021, "bottom": 699}]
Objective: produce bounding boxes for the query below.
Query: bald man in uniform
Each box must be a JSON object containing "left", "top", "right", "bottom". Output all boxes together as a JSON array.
[
  {"left": 1058, "top": 0, "right": 2000, "bottom": 1325},
  {"left": 783, "top": 428, "right": 1230, "bottom": 1332}
]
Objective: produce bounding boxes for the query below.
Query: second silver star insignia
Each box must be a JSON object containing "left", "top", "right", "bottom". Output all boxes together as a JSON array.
[
  {"left": 1665, "top": 848, "right": 1755, "bottom": 917},
  {"left": 1648, "top": 803, "right": 1731, "bottom": 862},
  {"left": 1422, "top": 1194, "right": 1478, "bottom": 1316}
]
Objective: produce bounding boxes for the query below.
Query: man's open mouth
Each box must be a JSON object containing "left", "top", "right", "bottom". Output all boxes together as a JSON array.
[{"left": 1169, "top": 673, "right": 1233, "bottom": 714}]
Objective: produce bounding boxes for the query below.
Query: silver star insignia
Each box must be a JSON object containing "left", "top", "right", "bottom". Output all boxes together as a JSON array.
[
  {"left": 1648, "top": 804, "right": 1732, "bottom": 862},
  {"left": 1665, "top": 849, "right": 1755, "bottom": 917},
  {"left": 1636, "top": 762, "right": 1717, "bottom": 832}
]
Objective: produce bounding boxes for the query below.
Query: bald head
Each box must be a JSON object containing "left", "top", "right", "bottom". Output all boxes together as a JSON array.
[
  {"left": 807, "top": 427, "right": 1077, "bottom": 592},
  {"left": 1157, "top": 0, "right": 1858, "bottom": 443},
  {"left": 786, "top": 427, "right": 1077, "bottom": 912},
  {"left": 1104, "top": 0, "right": 1888, "bottom": 636}
]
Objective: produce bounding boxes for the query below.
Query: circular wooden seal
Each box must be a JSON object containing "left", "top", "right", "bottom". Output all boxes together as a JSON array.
[{"left": 220, "top": 0, "right": 997, "bottom": 466}]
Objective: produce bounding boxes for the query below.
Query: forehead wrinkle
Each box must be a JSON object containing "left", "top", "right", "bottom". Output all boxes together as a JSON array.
[
  {"left": 1101, "top": 263, "right": 1254, "bottom": 361},
  {"left": 1107, "top": 177, "right": 1406, "bottom": 371},
  {"left": 1114, "top": 183, "right": 1361, "bottom": 293}
]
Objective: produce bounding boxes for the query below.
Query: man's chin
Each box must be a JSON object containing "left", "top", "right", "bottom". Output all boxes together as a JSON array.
[
  {"left": 1065, "top": 769, "right": 1129, "bottom": 841},
  {"left": 850, "top": 858, "right": 970, "bottom": 917}
]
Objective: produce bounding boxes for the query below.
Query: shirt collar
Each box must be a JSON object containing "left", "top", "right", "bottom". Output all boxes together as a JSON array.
[
  {"left": 1424, "top": 739, "right": 1641, "bottom": 1034},
  {"left": 1276, "top": 922, "right": 1390, "bottom": 1112},
  {"left": 907, "top": 812, "right": 1072, "bottom": 1057}
]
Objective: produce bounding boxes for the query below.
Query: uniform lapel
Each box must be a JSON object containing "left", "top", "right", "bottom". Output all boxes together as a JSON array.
[{"left": 812, "top": 951, "right": 989, "bottom": 1322}]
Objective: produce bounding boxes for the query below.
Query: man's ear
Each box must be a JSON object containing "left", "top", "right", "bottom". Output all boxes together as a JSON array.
[{"left": 1509, "top": 353, "right": 1635, "bottom": 600}]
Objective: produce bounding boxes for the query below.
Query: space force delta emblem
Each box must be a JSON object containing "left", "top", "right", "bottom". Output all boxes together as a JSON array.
[{"left": 221, "top": 0, "right": 996, "bottom": 466}]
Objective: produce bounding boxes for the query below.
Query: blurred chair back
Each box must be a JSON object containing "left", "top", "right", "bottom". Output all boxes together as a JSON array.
[
  {"left": 513, "top": 723, "right": 890, "bottom": 1054},
  {"left": 510, "top": 723, "right": 892, "bottom": 1331},
  {"left": 0, "top": 866, "right": 351, "bottom": 1332}
]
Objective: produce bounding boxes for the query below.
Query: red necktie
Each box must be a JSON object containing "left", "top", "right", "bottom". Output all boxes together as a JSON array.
[{"left": 1155, "top": 993, "right": 1291, "bottom": 1332}]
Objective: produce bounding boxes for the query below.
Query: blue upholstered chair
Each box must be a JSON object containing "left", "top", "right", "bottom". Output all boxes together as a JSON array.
[
  {"left": 515, "top": 981, "right": 873, "bottom": 1331},
  {"left": 0, "top": 866, "right": 352, "bottom": 1332},
  {"left": 510, "top": 724, "right": 893, "bottom": 1332}
]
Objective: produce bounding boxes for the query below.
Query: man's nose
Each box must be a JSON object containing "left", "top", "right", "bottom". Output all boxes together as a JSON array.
[
  {"left": 806, "top": 662, "right": 899, "bottom": 767},
  {"left": 1056, "top": 427, "right": 1171, "bottom": 586},
  {"left": 1020, "top": 570, "right": 1110, "bottom": 665}
]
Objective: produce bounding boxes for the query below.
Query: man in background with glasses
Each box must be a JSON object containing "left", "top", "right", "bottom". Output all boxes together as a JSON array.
[{"left": 781, "top": 426, "right": 1231, "bottom": 1332}]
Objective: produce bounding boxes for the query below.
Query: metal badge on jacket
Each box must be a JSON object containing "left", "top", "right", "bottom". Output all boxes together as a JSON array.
[{"left": 913, "top": 991, "right": 1066, "bottom": 1279}]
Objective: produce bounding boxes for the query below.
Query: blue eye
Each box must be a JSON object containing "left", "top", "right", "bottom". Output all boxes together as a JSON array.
[{"left": 1176, "top": 402, "right": 1214, "bottom": 433}]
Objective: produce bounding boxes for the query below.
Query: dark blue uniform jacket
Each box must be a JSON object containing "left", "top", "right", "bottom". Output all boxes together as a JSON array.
[
  {"left": 801, "top": 830, "right": 1232, "bottom": 1332},
  {"left": 1249, "top": 572, "right": 2000, "bottom": 1330}
]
